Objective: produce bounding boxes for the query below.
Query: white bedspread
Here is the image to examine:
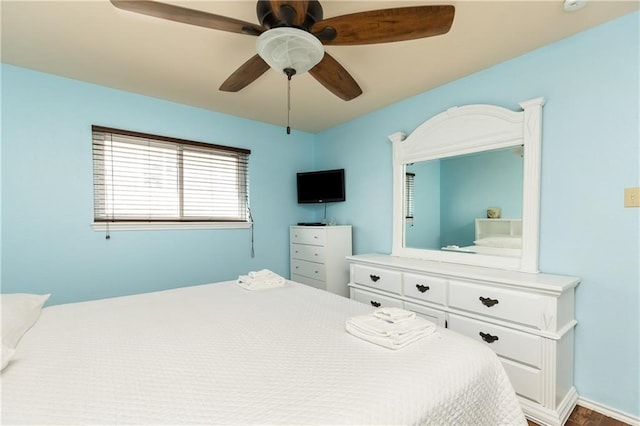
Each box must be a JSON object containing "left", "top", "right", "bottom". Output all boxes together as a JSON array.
[{"left": 1, "top": 281, "right": 526, "bottom": 425}]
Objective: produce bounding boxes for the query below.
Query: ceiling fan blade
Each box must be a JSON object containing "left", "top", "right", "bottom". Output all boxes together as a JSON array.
[
  {"left": 110, "top": 0, "right": 265, "bottom": 36},
  {"left": 309, "top": 53, "right": 362, "bottom": 101},
  {"left": 219, "top": 54, "right": 270, "bottom": 92},
  {"left": 312, "top": 5, "right": 454, "bottom": 45}
]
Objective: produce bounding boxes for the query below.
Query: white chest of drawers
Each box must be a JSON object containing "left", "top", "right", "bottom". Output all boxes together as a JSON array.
[
  {"left": 347, "top": 253, "right": 580, "bottom": 426},
  {"left": 290, "top": 225, "right": 352, "bottom": 297}
]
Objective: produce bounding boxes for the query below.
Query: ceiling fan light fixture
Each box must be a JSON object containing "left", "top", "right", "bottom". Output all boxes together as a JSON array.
[{"left": 256, "top": 27, "right": 324, "bottom": 75}]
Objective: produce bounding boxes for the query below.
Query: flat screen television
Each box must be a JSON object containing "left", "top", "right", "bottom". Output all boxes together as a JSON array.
[{"left": 297, "top": 169, "right": 345, "bottom": 204}]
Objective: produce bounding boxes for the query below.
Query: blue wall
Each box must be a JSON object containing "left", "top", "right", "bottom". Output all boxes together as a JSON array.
[
  {"left": 1, "top": 64, "right": 316, "bottom": 305},
  {"left": 315, "top": 11, "right": 639, "bottom": 419},
  {"left": 1, "top": 11, "right": 638, "bottom": 420},
  {"left": 440, "top": 148, "right": 523, "bottom": 247}
]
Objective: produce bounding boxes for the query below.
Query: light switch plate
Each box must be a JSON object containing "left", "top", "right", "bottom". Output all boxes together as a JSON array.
[{"left": 624, "top": 187, "right": 640, "bottom": 208}]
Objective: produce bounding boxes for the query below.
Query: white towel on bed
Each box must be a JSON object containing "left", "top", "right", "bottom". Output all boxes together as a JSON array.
[
  {"left": 373, "top": 307, "right": 416, "bottom": 323},
  {"left": 236, "top": 270, "right": 286, "bottom": 291},
  {"left": 346, "top": 313, "right": 436, "bottom": 350},
  {"left": 249, "top": 269, "right": 277, "bottom": 279}
]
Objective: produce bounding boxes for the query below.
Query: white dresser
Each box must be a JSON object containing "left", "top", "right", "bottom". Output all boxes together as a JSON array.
[
  {"left": 347, "top": 253, "right": 580, "bottom": 426},
  {"left": 290, "top": 225, "right": 352, "bottom": 297}
]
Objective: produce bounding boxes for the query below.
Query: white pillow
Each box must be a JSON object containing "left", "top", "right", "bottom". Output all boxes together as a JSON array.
[
  {"left": 1, "top": 293, "right": 50, "bottom": 348},
  {"left": 474, "top": 236, "right": 522, "bottom": 249},
  {"left": 1, "top": 343, "right": 16, "bottom": 371}
]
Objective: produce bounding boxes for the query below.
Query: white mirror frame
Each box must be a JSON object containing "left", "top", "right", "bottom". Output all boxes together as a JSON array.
[{"left": 390, "top": 97, "right": 545, "bottom": 273}]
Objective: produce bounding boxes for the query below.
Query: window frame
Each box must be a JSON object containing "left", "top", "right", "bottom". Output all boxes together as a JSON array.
[{"left": 91, "top": 126, "right": 251, "bottom": 231}]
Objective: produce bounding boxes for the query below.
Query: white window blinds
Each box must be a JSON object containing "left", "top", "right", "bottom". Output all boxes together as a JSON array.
[{"left": 92, "top": 126, "right": 250, "bottom": 223}]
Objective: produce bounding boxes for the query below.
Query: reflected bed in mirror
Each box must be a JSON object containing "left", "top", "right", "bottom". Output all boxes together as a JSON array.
[
  {"left": 405, "top": 146, "right": 523, "bottom": 255},
  {"left": 441, "top": 218, "right": 523, "bottom": 258},
  {"left": 390, "top": 98, "right": 545, "bottom": 273}
]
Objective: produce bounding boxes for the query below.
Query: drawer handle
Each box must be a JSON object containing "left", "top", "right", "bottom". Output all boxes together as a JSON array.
[
  {"left": 416, "top": 284, "right": 430, "bottom": 293},
  {"left": 369, "top": 274, "right": 381, "bottom": 282},
  {"left": 370, "top": 300, "right": 381, "bottom": 307},
  {"left": 479, "top": 296, "right": 499, "bottom": 307},
  {"left": 479, "top": 332, "right": 499, "bottom": 344}
]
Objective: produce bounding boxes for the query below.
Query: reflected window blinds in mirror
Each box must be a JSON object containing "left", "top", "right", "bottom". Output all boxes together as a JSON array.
[
  {"left": 405, "top": 172, "right": 415, "bottom": 223},
  {"left": 389, "top": 98, "right": 545, "bottom": 273}
]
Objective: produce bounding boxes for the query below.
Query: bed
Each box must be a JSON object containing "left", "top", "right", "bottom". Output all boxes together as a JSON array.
[
  {"left": 444, "top": 219, "right": 523, "bottom": 258},
  {"left": 1, "top": 280, "right": 526, "bottom": 425}
]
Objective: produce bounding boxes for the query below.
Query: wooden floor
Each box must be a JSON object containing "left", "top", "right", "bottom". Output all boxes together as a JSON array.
[{"left": 527, "top": 405, "right": 629, "bottom": 426}]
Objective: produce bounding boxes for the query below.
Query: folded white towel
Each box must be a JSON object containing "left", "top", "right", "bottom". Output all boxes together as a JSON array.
[
  {"left": 347, "top": 314, "right": 435, "bottom": 339},
  {"left": 249, "top": 269, "right": 278, "bottom": 279},
  {"left": 346, "top": 314, "right": 436, "bottom": 349},
  {"left": 373, "top": 307, "right": 416, "bottom": 323},
  {"left": 346, "top": 322, "right": 433, "bottom": 350},
  {"left": 236, "top": 271, "right": 286, "bottom": 291}
]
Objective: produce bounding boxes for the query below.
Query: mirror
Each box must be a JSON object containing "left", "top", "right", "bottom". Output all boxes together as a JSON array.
[
  {"left": 389, "top": 98, "right": 544, "bottom": 273},
  {"left": 404, "top": 146, "right": 523, "bottom": 253}
]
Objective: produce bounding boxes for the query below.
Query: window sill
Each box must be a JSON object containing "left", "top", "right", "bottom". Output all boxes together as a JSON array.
[{"left": 91, "top": 221, "right": 252, "bottom": 232}]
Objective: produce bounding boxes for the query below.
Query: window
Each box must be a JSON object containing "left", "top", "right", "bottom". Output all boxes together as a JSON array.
[
  {"left": 405, "top": 172, "right": 415, "bottom": 221},
  {"left": 92, "top": 126, "right": 250, "bottom": 230}
]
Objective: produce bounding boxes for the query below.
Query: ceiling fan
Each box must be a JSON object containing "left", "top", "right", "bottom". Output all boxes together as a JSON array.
[{"left": 110, "top": 0, "right": 455, "bottom": 102}]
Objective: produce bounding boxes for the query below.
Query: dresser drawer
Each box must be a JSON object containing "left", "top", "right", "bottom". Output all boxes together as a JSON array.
[
  {"left": 291, "top": 259, "right": 326, "bottom": 281},
  {"left": 447, "top": 314, "right": 542, "bottom": 368},
  {"left": 501, "top": 358, "right": 543, "bottom": 404},
  {"left": 403, "top": 273, "right": 447, "bottom": 305},
  {"left": 352, "top": 265, "right": 401, "bottom": 294},
  {"left": 351, "top": 288, "right": 403, "bottom": 309},
  {"left": 449, "top": 280, "right": 544, "bottom": 328},
  {"left": 291, "top": 243, "right": 325, "bottom": 263},
  {"left": 292, "top": 273, "right": 325, "bottom": 291},
  {"left": 290, "top": 227, "right": 325, "bottom": 246},
  {"left": 403, "top": 302, "right": 446, "bottom": 327}
]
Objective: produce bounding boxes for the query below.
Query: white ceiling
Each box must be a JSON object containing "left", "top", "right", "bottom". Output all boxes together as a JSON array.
[{"left": 2, "top": 0, "right": 638, "bottom": 133}]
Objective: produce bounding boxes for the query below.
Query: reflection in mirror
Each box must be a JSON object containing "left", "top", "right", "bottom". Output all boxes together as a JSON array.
[{"left": 405, "top": 146, "right": 523, "bottom": 256}]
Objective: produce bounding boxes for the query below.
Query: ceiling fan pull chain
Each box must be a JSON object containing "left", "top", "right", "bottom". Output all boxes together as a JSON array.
[
  {"left": 287, "top": 74, "right": 291, "bottom": 135},
  {"left": 284, "top": 67, "right": 296, "bottom": 135}
]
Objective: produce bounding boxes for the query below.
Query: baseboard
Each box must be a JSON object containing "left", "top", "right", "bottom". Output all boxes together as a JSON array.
[
  {"left": 577, "top": 397, "right": 640, "bottom": 426},
  {"left": 520, "top": 387, "right": 578, "bottom": 426}
]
